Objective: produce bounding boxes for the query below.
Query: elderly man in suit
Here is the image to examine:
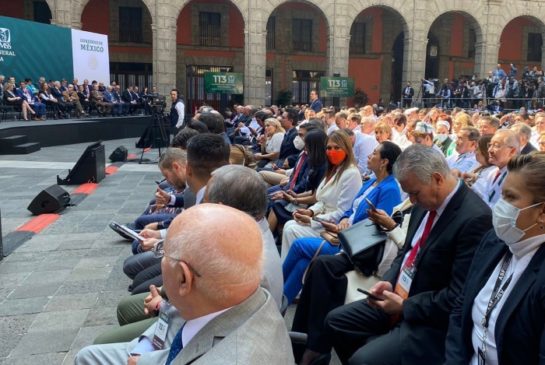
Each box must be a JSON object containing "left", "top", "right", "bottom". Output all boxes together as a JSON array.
[
  {"left": 319, "top": 144, "right": 492, "bottom": 365},
  {"left": 75, "top": 204, "right": 293, "bottom": 365}
]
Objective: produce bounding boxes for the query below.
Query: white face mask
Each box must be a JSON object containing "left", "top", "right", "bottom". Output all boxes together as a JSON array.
[
  {"left": 492, "top": 198, "right": 544, "bottom": 244},
  {"left": 293, "top": 135, "right": 305, "bottom": 150},
  {"left": 435, "top": 134, "right": 448, "bottom": 143}
]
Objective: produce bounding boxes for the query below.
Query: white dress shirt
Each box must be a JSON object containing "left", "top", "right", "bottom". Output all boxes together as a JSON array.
[
  {"left": 470, "top": 233, "right": 545, "bottom": 365},
  {"left": 182, "top": 307, "right": 231, "bottom": 347}
]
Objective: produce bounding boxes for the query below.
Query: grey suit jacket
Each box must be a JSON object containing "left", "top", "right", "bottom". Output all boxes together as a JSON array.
[{"left": 173, "top": 288, "right": 294, "bottom": 365}]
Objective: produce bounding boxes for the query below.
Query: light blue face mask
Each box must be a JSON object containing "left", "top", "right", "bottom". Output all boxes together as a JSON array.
[{"left": 492, "top": 198, "right": 544, "bottom": 244}]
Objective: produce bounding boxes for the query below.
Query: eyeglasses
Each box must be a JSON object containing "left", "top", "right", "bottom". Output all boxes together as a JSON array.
[
  {"left": 487, "top": 142, "right": 509, "bottom": 150},
  {"left": 152, "top": 241, "right": 202, "bottom": 277}
]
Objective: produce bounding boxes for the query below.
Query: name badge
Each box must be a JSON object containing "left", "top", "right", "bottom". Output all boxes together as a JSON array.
[
  {"left": 152, "top": 310, "right": 170, "bottom": 350},
  {"left": 395, "top": 268, "right": 414, "bottom": 300}
]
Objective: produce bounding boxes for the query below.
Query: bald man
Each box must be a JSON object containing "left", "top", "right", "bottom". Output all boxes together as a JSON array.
[{"left": 75, "top": 204, "right": 293, "bottom": 365}]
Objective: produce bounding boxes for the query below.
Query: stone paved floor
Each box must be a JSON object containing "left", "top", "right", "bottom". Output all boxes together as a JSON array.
[
  {"left": 0, "top": 138, "right": 340, "bottom": 365},
  {"left": 0, "top": 138, "right": 162, "bottom": 365}
]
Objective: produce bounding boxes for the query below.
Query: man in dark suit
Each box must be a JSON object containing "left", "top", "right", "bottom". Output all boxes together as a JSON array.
[
  {"left": 321, "top": 144, "right": 492, "bottom": 364},
  {"left": 402, "top": 82, "right": 414, "bottom": 108},
  {"left": 511, "top": 122, "right": 537, "bottom": 155}
]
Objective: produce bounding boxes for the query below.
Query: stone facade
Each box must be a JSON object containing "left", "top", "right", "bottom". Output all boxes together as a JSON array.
[{"left": 42, "top": 0, "right": 545, "bottom": 106}]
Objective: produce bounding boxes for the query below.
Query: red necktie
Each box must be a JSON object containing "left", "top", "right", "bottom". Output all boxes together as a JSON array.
[
  {"left": 394, "top": 210, "right": 437, "bottom": 299},
  {"left": 289, "top": 152, "right": 307, "bottom": 190}
]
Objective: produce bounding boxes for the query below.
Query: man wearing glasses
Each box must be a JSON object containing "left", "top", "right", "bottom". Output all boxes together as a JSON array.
[
  {"left": 75, "top": 204, "right": 293, "bottom": 365},
  {"left": 481, "top": 129, "right": 519, "bottom": 207}
]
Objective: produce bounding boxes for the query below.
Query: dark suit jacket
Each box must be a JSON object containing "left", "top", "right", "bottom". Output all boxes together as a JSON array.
[
  {"left": 445, "top": 231, "right": 545, "bottom": 365},
  {"left": 381, "top": 182, "right": 492, "bottom": 364},
  {"left": 122, "top": 90, "right": 133, "bottom": 103},
  {"left": 521, "top": 143, "right": 537, "bottom": 155}
]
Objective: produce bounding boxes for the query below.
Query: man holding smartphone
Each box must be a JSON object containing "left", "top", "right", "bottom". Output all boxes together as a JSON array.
[{"left": 322, "top": 145, "right": 492, "bottom": 364}]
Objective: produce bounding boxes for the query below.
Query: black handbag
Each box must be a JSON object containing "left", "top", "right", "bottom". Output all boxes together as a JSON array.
[{"left": 338, "top": 218, "right": 387, "bottom": 276}]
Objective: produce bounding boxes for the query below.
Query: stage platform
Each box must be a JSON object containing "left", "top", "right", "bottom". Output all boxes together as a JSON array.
[{"left": 0, "top": 115, "right": 152, "bottom": 154}]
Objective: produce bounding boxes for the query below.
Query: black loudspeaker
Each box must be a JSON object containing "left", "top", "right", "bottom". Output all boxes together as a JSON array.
[
  {"left": 57, "top": 141, "right": 106, "bottom": 185},
  {"left": 27, "top": 185, "right": 71, "bottom": 215},
  {"left": 109, "top": 146, "right": 128, "bottom": 162}
]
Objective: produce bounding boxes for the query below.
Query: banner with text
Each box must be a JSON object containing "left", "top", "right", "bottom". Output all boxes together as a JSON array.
[
  {"left": 320, "top": 77, "right": 355, "bottom": 97},
  {"left": 0, "top": 16, "right": 109, "bottom": 83},
  {"left": 0, "top": 16, "right": 72, "bottom": 81},
  {"left": 204, "top": 72, "right": 243, "bottom": 94},
  {"left": 71, "top": 29, "right": 110, "bottom": 84}
]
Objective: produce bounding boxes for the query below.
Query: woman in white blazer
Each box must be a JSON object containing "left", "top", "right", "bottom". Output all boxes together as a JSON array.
[{"left": 281, "top": 130, "right": 362, "bottom": 260}]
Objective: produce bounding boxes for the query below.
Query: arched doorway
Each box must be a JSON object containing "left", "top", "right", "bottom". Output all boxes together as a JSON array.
[
  {"left": 266, "top": 1, "right": 329, "bottom": 106},
  {"left": 498, "top": 16, "right": 545, "bottom": 72},
  {"left": 348, "top": 6, "right": 408, "bottom": 105},
  {"left": 81, "top": 0, "right": 153, "bottom": 88},
  {"left": 0, "top": 0, "right": 51, "bottom": 23},
  {"left": 176, "top": 0, "right": 245, "bottom": 113},
  {"left": 425, "top": 11, "right": 483, "bottom": 81}
]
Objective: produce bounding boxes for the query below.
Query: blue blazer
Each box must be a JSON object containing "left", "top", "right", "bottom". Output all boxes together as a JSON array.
[{"left": 340, "top": 174, "right": 401, "bottom": 224}]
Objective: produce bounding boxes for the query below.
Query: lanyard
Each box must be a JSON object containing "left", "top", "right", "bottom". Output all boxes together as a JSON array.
[
  {"left": 482, "top": 251, "right": 513, "bottom": 329},
  {"left": 478, "top": 252, "right": 513, "bottom": 364}
]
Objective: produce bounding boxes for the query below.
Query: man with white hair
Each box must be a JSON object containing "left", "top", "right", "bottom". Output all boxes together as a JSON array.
[
  {"left": 510, "top": 122, "right": 537, "bottom": 155},
  {"left": 474, "top": 129, "right": 519, "bottom": 207},
  {"left": 75, "top": 204, "right": 293, "bottom": 365}
]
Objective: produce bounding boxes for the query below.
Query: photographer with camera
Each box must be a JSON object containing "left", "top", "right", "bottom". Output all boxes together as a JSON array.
[{"left": 169, "top": 89, "right": 185, "bottom": 131}]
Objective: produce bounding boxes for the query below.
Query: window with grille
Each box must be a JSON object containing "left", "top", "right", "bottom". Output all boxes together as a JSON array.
[
  {"left": 350, "top": 21, "right": 366, "bottom": 55},
  {"left": 292, "top": 70, "right": 323, "bottom": 104},
  {"left": 199, "top": 12, "right": 221, "bottom": 47},
  {"left": 468, "top": 28, "right": 476, "bottom": 58},
  {"left": 292, "top": 19, "right": 312, "bottom": 52},
  {"left": 267, "top": 17, "right": 276, "bottom": 50},
  {"left": 527, "top": 32, "right": 543, "bottom": 62},
  {"left": 119, "top": 7, "right": 143, "bottom": 43}
]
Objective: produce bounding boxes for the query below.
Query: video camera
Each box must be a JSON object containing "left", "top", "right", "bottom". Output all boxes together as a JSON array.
[{"left": 148, "top": 95, "right": 166, "bottom": 114}]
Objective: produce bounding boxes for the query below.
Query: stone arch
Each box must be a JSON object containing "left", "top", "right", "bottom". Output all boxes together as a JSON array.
[
  {"left": 345, "top": 1, "right": 411, "bottom": 33},
  {"left": 346, "top": 4, "right": 410, "bottom": 104},
  {"left": 262, "top": 0, "right": 331, "bottom": 33},
  {"left": 496, "top": 14, "right": 545, "bottom": 69},
  {"left": 174, "top": 0, "right": 248, "bottom": 27},
  {"left": 74, "top": 0, "right": 155, "bottom": 28},
  {"left": 264, "top": 0, "right": 331, "bottom": 105},
  {"left": 424, "top": 10, "right": 485, "bottom": 80}
]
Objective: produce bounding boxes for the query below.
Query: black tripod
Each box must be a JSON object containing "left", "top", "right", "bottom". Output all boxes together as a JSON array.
[{"left": 136, "top": 109, "right": 170, "bottom": 164}]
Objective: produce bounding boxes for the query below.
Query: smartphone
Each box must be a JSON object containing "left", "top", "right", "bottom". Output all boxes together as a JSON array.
[
  {"left": 364, "top": 198, "right": 377, "bottom": 211},
  {"left": 313, "top": 216, "right": 328, "bottom": 223},
  {"left": 357, "top": 288, "right": 383, "bottom": 301}
]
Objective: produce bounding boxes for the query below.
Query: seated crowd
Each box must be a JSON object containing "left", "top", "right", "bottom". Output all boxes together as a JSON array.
[
  {"left": 0, "top": 74, "right": 158, "bottom": 120},
  {"left": 81, "top": 88, "right": 545, "bottom": 365}
]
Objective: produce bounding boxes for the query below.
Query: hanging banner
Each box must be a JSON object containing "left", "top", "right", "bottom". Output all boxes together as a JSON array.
[
  {"left": 0, "top": 16, "right": 109, "bottom": 83},
  {"left": 71, "top": 29, "right": 110, "bottom": 83},
  {"left": 320, "top": 77, "right": 355, "bottom": 97},
  {"left": 204, "top": 72, "right": 243, "bottom": 94}
]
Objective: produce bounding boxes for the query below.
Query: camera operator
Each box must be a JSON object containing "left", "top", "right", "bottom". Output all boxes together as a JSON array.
[{"left": 169, "top": 89, "right": 185, "bottom": 131}]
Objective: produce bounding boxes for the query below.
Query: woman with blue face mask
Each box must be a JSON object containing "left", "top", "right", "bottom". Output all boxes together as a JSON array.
[{"left": 445, "top": 152, "right": 545, "bottom": 365}]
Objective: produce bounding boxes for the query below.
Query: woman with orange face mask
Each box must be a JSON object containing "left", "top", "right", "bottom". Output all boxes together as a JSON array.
[{"left": 281, "top": 138, "right": 403, "bottom": 306}]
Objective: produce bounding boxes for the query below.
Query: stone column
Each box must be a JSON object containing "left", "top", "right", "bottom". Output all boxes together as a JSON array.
[
  {"left": 153, "top": 2, "right": 178, "bottom": 97},
  {"left": 403, "top": 28, "right": 427, "bottom": 98},
  {"left": 244, "top": 1, "right": 266, "bottom": 106},
  {"left": 50, "top": 0, "right": 72, "bottom": 27},
  {"left": 324, "top": 2, "right": 349, "bottom": 77}
]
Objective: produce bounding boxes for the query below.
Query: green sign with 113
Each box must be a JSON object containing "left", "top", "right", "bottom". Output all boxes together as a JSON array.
[
  {"left": 204, "top": 72, "right": 244, "bottom": 94},
  {"left": 320, "top": 77, "right": 355, "bottom": 97}
]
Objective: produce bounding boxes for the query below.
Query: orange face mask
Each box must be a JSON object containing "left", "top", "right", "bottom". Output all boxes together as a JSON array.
[{"left": 326, "top": 149, "right": 346, "bottom": 165}]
